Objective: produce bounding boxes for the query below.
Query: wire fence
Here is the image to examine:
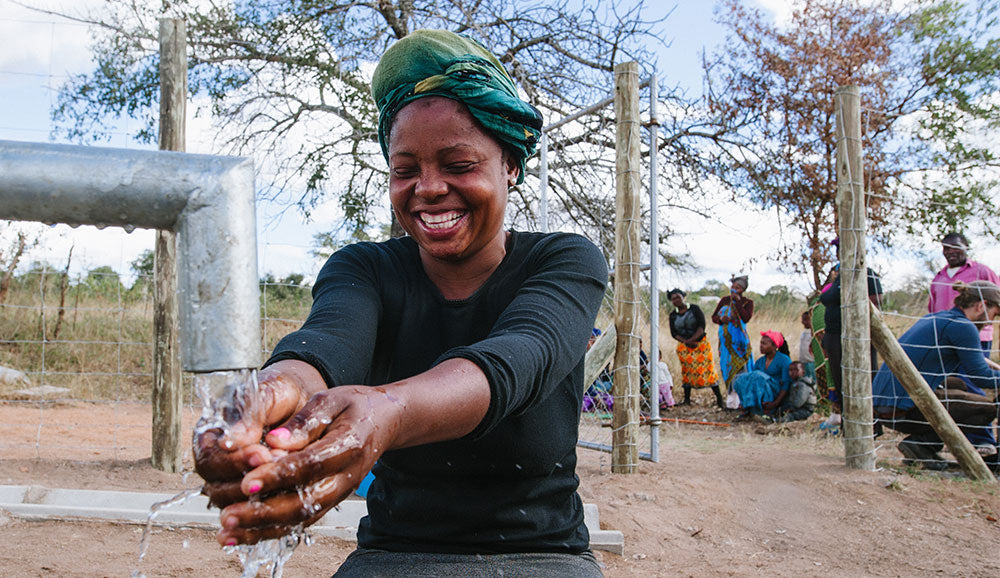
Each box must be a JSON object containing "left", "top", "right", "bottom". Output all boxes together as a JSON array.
[
  {"left": 871, "top": 271, "right": 1000, "bottom": 472},
  {"left": 3, "top": 6, "right": 998, "bottom": 479},
  {"left": 536, "top": 68, "right": 665, "bottom": 465},
  {"left": 0, "top": 257, "right": 316, "bottom": 460},
  {"left": 834, "top": 91, "right": 1000, "bottom": 475}
]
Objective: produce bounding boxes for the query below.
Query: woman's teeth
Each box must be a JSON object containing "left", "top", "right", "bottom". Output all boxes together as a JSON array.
[{"left": 420, "top": 211, "right": 464, "bottom": 229}]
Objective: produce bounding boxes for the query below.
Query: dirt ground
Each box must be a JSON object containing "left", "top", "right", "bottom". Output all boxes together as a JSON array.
[{"left": 2, "top": 400, "right": 1000, "bottom": 577}]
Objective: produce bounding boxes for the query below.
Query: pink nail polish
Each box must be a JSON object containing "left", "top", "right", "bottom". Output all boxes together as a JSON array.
[
  {"left": 225, "top": 539, "right": 237, "bottom": 547},
  {"left": 248, "top": 482, "right": 262, "bottom": 494},
  {"left": 270, "top": 427, "right": 291, "bottom": 440}
]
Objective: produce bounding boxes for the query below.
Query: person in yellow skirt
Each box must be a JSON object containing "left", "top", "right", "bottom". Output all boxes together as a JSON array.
[{"left": 668, "top": 289, "right": 725, "bottom": 408}]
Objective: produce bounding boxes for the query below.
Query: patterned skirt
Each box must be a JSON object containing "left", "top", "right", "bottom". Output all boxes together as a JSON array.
[{"left": 675, "top": 338, "right": 719, "bottom": 388}]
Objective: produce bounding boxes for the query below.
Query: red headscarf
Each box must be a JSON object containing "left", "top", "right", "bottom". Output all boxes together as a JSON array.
[{"left": 760, "top": 330, "right": 784, "bottom": 349}]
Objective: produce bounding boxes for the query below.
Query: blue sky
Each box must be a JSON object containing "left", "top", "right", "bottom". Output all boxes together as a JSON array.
[{"left": 0, "top": 0, "right": 970, "bottom": 294}]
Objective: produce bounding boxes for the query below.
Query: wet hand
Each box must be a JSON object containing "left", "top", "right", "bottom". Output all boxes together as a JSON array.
[
  {"left": 215, "top": 385, "right": 402, "bottom": 545},
  {"left": 194, "top": 362, "right": 322, "bottom": 503}
]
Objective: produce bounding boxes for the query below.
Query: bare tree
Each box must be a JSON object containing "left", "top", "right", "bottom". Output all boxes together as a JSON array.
[
  {"left": 47, "top": 1, "right": 712, "bottom": 250},
  {"left": 0, "top": 224, "right": 38, "bottom": 304},
  {"left": 703, "top": 0, "right": 1000, "bottom": 289}
]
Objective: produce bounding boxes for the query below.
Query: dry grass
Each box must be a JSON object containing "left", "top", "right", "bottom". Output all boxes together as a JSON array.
[
  {"left": 0, "top": 282, "right": 312, "bottom": 403},
  {"left": 2, "top": 280, "right": 976, "bottom": 407}
]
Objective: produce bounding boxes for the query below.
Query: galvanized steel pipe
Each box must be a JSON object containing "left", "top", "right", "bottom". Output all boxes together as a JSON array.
[{"left": 0, "top": 139, "right": 261, "bottom": 372}]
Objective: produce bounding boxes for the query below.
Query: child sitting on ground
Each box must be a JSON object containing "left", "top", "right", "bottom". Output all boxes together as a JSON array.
[{"left": 776, "top": 361, "right": 816, "bottom": 423}]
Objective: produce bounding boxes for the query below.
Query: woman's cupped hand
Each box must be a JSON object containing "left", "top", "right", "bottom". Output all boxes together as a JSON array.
[{"left": 193, "top": 361, "right": 401, "bottom": 546}]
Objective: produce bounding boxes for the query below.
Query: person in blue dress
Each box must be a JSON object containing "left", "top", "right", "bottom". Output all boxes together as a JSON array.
[{"left": 733, "top": 330, "right": 792, "bottom": 419}]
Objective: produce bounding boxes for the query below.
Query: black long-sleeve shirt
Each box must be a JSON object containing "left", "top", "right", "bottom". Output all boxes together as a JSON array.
[
  {"left": 267, "top": 231, "right": 607, "bottom": 554},
  {"left": 669, "top": 304, "right": 706, "bottom": 341},
  {"left": 819, "top": 266, "right": 883, "bottom": 335}
]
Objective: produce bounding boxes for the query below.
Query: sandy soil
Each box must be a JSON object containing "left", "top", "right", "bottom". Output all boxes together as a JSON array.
[{"left": 2, "top": 400, "right": 1000, "bottom": 577}]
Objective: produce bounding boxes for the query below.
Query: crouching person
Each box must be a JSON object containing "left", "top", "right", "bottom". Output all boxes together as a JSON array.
[
  {"left": 776, "top": 361, "right": 816, "bottom": 423},
  {"left": 872, "top": 280, "right": 1000, "bottom": 471}
]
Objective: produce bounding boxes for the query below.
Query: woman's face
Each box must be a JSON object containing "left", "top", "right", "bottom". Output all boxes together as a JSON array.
[
  {"left": 388, "top": 97, "right": 517, "bottom": 264},
  {"left": 759, "top": 336, "right": 776, "bottom": 355},
  {"left": 730, "top": 282, "right": 744, "bottom": 295},
  {"left": 669, "top": 293, "right": 685, "bottom": 308}
]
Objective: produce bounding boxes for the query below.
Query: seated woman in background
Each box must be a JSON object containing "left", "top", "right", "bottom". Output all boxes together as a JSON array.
[
  {"left": 733, "top": 330, "right": 792, "bottom": 419},
  {"left": 668, "top": 288, "right": 724, "bottom": 408}
]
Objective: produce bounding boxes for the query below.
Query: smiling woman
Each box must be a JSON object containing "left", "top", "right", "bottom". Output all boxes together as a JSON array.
[
  {"left": 193, "top": 29, "right": 609, "bottom": 577},
  {"left": 387, "top": 97, "right": 515, "bottom": 298}
]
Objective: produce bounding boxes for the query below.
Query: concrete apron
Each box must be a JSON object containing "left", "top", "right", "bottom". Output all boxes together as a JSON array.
[{"left": 0, "top": 485, "right": 624, "bottom": 555}]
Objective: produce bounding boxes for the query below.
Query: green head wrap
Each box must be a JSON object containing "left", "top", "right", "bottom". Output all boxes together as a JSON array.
[{"left": 371, "top": 29, "right": 543, "bottom": 185}]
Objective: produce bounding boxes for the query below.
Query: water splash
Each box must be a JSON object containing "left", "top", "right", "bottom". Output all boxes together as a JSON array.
[
  {"left": 138, "top": 486, "right": 204, "bottom": 562},
  {"left": 134, "top": 370, "right": 318, "bottom": 577},
  {"left": 194, "top": 369, "right": 260, "bottom": 444},
  {"left": 131, "top": 485, "right": 204, "bottom": 577},
  {"left": 192, "top": 369, "right": 311, "bottom": 577},
  {"left": 225, "top": 527, "right": 310, "bottom": 578}
]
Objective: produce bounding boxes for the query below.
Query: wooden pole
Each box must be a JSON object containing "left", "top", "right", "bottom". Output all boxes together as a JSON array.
[
  {"left": 612, "top": 62, "right": 641, "bottom": 474},
  {"left": 151, "top": 18, "right": 185, "bottom": 472},
  {"left": 869, "top": 304, "right": 996, "bottom": 482},
  {"left": 835, "top": 85, "right": 875, "bottom": 470},
  {"left": 584, "top": 325, "right": 617, "bottom": 389}
]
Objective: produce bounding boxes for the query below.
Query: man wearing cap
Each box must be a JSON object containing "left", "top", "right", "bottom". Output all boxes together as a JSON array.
[
  {"left": 873, "top": 280, "right": 1000, "bottom": 471},
  {"left": 928, "top": 232, "right": 1000, "bottom": 356}
]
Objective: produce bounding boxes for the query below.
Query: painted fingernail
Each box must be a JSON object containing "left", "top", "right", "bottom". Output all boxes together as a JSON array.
[
  {"left": 247, "top": 482, "right": 262, "bottom": 494},
  {"left": 270, "top": 428, "right": 291, "bottom": 440},
  {"left": 225, "top": 539, "right": 237, "bottom": 546}
]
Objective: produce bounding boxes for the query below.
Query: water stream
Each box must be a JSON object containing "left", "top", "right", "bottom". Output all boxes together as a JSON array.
[
  {"left": 132, "top": 369, "right": 310, "bottom": 578},
  {"left": 137, "top": 486, "right": 204, "bottom": 563}
]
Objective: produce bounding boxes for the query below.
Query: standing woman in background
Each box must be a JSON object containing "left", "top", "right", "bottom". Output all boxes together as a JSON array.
[
  {"left": 668, "top": 289, "right": 725, "bottom": 408},
  {"left": 713, "top": 275, "right": 755, "bottom": 399}
]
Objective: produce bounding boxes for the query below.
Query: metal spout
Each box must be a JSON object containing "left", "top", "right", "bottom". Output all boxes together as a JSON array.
[{"left": 0, "top": 139, "right": 261, "bottom": 372}]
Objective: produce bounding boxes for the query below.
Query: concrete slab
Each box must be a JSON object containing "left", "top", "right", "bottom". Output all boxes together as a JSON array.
[{"left": 0, "top": 485, "right": 624, "bottom": 554}]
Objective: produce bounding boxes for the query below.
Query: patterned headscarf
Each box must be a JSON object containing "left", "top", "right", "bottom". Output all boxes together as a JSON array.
[{"left": 371, "top": 29, "right": 543, "bottom": 185}]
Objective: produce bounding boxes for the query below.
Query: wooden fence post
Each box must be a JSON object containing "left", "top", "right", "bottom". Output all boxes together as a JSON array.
[
  {"left": 835, "top": 85, "right": 875, "bottom": 470},
  {"left": 612, "top": 62, "right": 641, "bottom": 474},
  {"left": 584, "top": 325, "right": 617, "bottom": 390},
  {"left": 869, "top": 304, "right": 996, "bottom": 482},
  {"left": 151, "top": 18, "right": 185, "bottom": 472}
]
